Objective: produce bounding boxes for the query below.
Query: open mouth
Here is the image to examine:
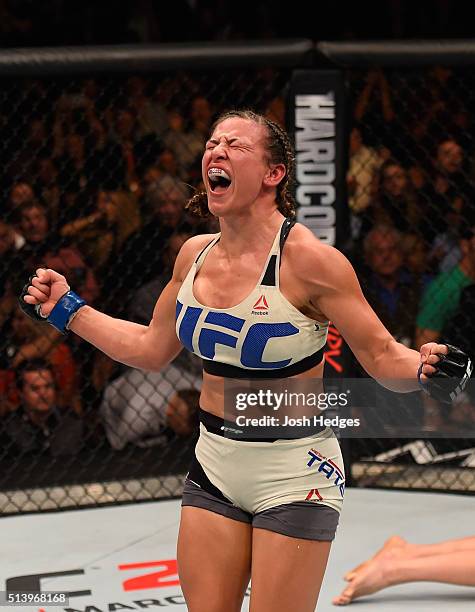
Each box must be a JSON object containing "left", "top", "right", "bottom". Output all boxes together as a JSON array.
[{"left": 208, "top": 167, "right": 232, "bottom": 194}]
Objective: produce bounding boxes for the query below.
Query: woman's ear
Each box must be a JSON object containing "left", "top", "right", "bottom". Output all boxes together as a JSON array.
[{"left": 263, "top": 163, "right": 286, "bottom": 187}]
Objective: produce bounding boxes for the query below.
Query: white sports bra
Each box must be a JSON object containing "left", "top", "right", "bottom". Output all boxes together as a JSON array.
[{"left": 175, "top": 218, "right": 329, "bottom": 379}]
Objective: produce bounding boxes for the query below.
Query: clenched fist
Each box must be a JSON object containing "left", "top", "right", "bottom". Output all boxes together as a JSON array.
[
  {"left": 418, "top": 342, "right": 472, "bottom": 403},
  {"left": 19, "top": 268, "right": 86, "bottom": 333},
  {"left": 21, "top": 268, "right": 70, "bottom": 317},
  {"left": 418, "top": 342, "right": 449, "bottom": 381}
]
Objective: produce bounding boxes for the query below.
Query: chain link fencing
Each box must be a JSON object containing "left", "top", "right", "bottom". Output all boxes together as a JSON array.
[
  {"left": 0, "top": 46, "right": 301, "bottom": 514},
  {"left": 343, "top": 63, "right": 475, "bottom": 493},
  {"left": 0, "top": 42, "right": 474, "bottom": 514}
]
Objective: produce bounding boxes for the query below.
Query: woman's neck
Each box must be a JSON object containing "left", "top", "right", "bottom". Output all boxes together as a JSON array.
[{"left": 217, "top": 208, "right": 284, "bottom": 260}]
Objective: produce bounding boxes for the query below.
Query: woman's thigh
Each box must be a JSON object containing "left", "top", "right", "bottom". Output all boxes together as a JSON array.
[
  {"left": 249, "top": 527, "right": 332, "bottom": 612},
  {"left": 177, "top": 506, "right": 252, "bottom": 612}
]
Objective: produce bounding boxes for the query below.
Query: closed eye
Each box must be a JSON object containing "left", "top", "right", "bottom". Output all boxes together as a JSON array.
[{"left": 206, "top": 138, "right": 250, "bottom": 150}]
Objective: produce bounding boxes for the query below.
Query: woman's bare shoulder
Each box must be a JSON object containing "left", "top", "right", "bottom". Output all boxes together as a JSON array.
[
  {"left": 174, "top": 233, "right": 219, "bottom": 280},
  {"left": 285, "top": 223, "right": 349, "bottom": 273},
  {"left": 285, "top": 223, "right": 343, "bottom": 259}
]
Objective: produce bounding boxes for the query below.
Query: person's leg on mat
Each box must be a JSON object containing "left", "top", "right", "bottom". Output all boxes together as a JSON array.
[
  {"left": 348, "top": 534, "right": 475, "bottom": 577},
  {"left": 395, "top": 535, "right": 475, "bottom": 558},
  {"left": 333, "top": 535, "right": 475, "bottom": 606}
]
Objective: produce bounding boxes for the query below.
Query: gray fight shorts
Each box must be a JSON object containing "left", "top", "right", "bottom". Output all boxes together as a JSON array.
[{"left": 182, "top": 409, "right": 344, "bottom": 541}]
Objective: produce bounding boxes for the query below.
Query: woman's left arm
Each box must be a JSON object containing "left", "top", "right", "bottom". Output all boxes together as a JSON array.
[{"left": 292, "top": 230, "right": 471, "bottom": 396}]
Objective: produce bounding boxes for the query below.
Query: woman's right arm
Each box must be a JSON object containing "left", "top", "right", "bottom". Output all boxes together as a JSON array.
[
  {"left": 69, "top": 276, "right": 183, "bottom": 371},
  {"left": 23, "top": 235, "right": 212, "bottom": 372}
]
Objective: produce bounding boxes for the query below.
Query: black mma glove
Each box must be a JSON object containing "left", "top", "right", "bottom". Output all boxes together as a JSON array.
[{"left": 418, "top": 344, "right": 473, "bottom": 404}]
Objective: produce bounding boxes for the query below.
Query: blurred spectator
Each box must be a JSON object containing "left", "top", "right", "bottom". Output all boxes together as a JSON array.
[
  {"left": 369, "top": 160, "right": 422, "bottom": 234},
  {"left": 158, "top": 147, "right": 188, "bottom": 184},
  {"left": 186, "top": 96, "right": 214, "bottom": 161},
  {"left": 421, "top": 138, "right": 475, "bottom": 244},
  {"left": 99, "top": 364, "right": 201, "bottom": 450},
  {"left": 429, "top": 226, "right": 463, "bottom": 274},
  {"left": 7, "top": 118, "right": 51, "bottom": 182},
  {"left": 104, "top": 184, "right": 192, "bottom": 302},
  {"left": 400, "top": 67, "right": 461, "bottom": 164},
  {"left": 0, "top": 220, "right": 24, "bottom": 414},
  {"left": 0, "top": 368, "right": 17, "bottom": 417},
  {"left": 7, "top": 181, "right": 35, "bottom": 215},
  {"left": 126, "top": 76, "right": 168, "bottom": 137},
  {"left": 146, "top": 169, "right": 189, "bottom": 208},
  {"left": 400, "top": 233, "right": 434, "bottom": 290},
  {"left": 359, "top": 225, "right": 423, "bottom": 347},
  {"left": 1, "top": 309, "right": 79, "bottom": 411},
  {"left": 0, "top": 220, "right": 25, "bottom": 331},
  {"left": 141, "top": 164, "right": 163, "bottom": 193},
  {"left": 354, "top": 69, "right": 393, "bottom": 122},
  {"left": 54, "top": 131, "right": 102, "bottom": 227},
  {"left": 190, "top": 95, "right": 213, "bottom": 130},
  {"left": 112, "top": 106, "right": 162, "bottom": 193},
  {"left": 55, "top": 80, "right": 98, "bottom": 125},
  {"left": 441, "top": 284, "right": 475, "bottom": 360},
  {"left": 33, "top": 156, "right": 62, "bottom": 228},
  {"left": 58, "top": 132, "right": 90, "bottom": 194},
  {"left": 2, "top": 360, "right": 83, "bottom": 456},
  {"left": 60, "top": 189, "right": 141, "bottom": 272},
  {"left": 163, "top": 108, "right": 203, "bottom": 173},
  {"left": 347, "top": 126, "right": 383, "bottom": 238},
  {"left": 352, "top": 69, "right": 402, "bottom": 155},
  {"left": 15, "top": 201, "right": 99, "bottom": 304},
  {"left": 87, "top": 117, "right": 127, "bottom": 191},
  {"left": 416, "top": 225, "right": 475, "bottom": 348},
  {"left": 128, "top": 229, "right": 193, "bottom": 325}
]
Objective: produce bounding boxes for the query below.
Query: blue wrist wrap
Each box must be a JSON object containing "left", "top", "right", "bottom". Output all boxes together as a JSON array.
[{"left": 47, "top": 290, "right": 86, "bottom": 333}]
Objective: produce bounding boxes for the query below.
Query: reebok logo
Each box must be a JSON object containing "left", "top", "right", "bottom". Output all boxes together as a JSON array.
[
  {"left": 305, "top": 488, "right": 323, "bottom": 502},
  {"left": 252, "top": 295, "right": 269, "bottom": 315}
]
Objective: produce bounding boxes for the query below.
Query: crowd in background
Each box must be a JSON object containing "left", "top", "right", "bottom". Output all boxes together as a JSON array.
[
  {"left": 0, "top": 71, "right": 286, "bottom": 458},
  {"left": 347, "top": 67, "right": 475, "bottom": 355},
  {"left": 0, "top": 66, "right": 474, "bottom": 459},
  {"left": 345, "top": 67, "right": 475, "bottom": 437}
]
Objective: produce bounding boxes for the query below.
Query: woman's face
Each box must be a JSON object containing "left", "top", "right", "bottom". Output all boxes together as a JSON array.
[{"left": 202, "top": 117, "right": 271, "bottom": 218}]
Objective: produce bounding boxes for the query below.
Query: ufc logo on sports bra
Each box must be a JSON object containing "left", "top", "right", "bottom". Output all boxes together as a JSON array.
[{"left": 176, "top": 301, "right": 298, "bottom": 369}]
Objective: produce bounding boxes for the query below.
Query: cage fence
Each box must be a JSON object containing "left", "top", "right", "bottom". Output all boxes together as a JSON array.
[{"left": 0, "top": 40, "right": 474, "bottom": 515}]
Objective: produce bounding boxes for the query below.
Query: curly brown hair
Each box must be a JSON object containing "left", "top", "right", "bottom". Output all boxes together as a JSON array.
[{"left": 185, "top": 110, "right": 296, "bottom": 218}]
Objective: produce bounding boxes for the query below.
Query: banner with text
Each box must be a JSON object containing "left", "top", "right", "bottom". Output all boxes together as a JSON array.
[{"left": 287, "top": 69, "right": 352, "bottom": 377}]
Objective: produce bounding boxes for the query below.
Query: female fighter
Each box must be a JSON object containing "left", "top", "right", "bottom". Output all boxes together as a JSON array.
[{"left": 20, "top": 110, "right": 471, "bottom": 612}]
